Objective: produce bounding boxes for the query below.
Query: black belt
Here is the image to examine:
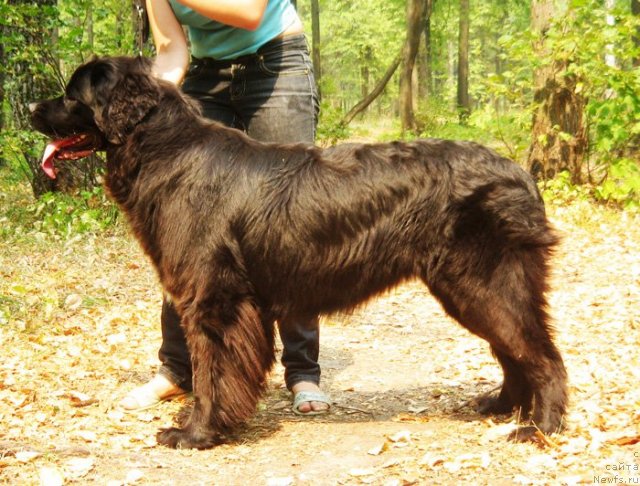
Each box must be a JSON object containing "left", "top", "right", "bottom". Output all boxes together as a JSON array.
[{"left": 191, "top": 33, "right": 306, "bottom": 69}]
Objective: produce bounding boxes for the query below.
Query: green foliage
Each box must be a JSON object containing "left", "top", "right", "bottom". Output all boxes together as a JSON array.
[
  {"left": 594, "top": 158, "right": 640, "bottom": 209},
  {"left": 308, "top": 0, "right": 405, "bottom": 115},
  {"left": 468, "top": 105, "right": 531, "bottom": 161},
  {"left": 1, "top": 129, "right": 39, "bottom": 178},
  {"left": 555, "top": 1, "right": 640, "bottom": 158},
  {"left": 541, "top": 171, "right": 592, "bottom": 206},
  {"left": 30, "top": 188, "right": 119, "bottom": 237},
  {"left": 316, "top": 102, "right": 351, "bottom": 143},
  {"left": 540, "top": 163, "right": 640, "bottom": 213},
  {"left": 415, "top": 98, "right": 486, "bottom": 143},
  {"left": 1, "top": 0, "right": 143, "bottom": 195},
  {"left": 1, "top": 171, "right": 119, "bottom": 241},
  {"left": 470, "top": 0, "right": 640, "bottom": 203}
]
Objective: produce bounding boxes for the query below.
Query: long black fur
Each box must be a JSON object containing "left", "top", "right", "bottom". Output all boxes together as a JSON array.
[{"left": 31, "top": 56, "right": 568, "bottom": 449}]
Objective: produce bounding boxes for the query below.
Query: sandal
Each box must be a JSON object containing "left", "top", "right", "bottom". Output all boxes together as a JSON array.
[
  {"left": 292, "top": 390, "right": 332, "bottom": 416},
  {"left": 118, "top": 381, "right": 187, "bottom": 412}
]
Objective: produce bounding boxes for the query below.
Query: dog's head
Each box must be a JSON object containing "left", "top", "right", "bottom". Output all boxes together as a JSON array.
[{"left": 30, "top": 56, "right": 160, "bottom": 179}]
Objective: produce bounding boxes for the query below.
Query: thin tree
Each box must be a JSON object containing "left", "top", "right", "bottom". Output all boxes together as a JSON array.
[
  {"left": 417, "top": 0, "right": 434, "bottom": 99},
  {"left": 311, "top": 0, "right": 321, "bottom": 98},
  {"left": 457, "top": 0, "right": 471, "bottom": 122},
  {"left": 604, "top": 0, "right": 617, "bottom": 67},
  {"left": 0, "top": 21, "right": 5, "bottom": 166},
  {"left": 527, "top": 0, "right": 587, "bottom": 183},
  {"left": 399, "top": 0, "right": 427, "bottom": 133},
  {"left": 632, "top": 0, "right": 640, "bottom": 67}
]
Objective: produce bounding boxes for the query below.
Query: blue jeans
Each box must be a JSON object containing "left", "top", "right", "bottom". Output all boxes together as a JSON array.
[{"left": 158, "top": 34, "right": 321, "bottom": 392}]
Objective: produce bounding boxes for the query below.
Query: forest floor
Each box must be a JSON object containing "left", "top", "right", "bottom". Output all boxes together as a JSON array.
[{"left": 0, "top": 182, "right": 639, "bottom": 485}]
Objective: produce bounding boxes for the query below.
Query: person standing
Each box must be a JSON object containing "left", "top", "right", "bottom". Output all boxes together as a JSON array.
[{"left": 119, "top": 0, "right": 330, "bottom": 416}]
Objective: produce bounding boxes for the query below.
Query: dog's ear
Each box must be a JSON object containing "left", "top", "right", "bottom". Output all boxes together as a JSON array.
[{"left": 95, "top": 57, "right": 160, "bottom": 144}]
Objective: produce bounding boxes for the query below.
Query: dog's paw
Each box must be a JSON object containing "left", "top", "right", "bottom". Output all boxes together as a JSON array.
[
  {"left": 156, "top": 427, "right": 219, "bottom": 450},
  {"left": 507, "top": 425, "right": 544, "bottom": 443},
  {"left": 474, "top": 394, "right": 514, "bottom": 415}
]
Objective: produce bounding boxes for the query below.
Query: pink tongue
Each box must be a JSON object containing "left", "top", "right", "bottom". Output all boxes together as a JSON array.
[{"left": 42, "top": 141, "right": 63, "bottom": 179}]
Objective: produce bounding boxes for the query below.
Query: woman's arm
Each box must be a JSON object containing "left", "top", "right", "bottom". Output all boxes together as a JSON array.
[
  {"left": 172, "top": 0, "right": 269, "bottom": 31},
  {"left": 146, "top": 0, "right": 190, "bottom": 84}
]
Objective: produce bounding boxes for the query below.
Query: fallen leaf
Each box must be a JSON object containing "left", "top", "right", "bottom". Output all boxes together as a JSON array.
[
  {"left": 609, "top": 435, "right": 640, "bottom": 446},
  {"left": 367, "top": 441, "right": 389, "bottom": 456},
  {"left": 270, "top": 401, "right": 290, "bottom": 410},
  {"left": 349, "top": 468, "right": 376, "bottom": 477},
  {"left": 526, "top": 453, "right": 556, "bottom": 471},
  {"left": 382, "top": 458, "right": 399, "bottom": 468},
  {"left": 125, "top": 469, "right": 144, "bottom": 484},
  {"left": 67, "top": 391, "right": 98, "bottom": 408},
  {"left": 419, "top": 452, "right": 445, "bottom": 468},
  {"left": 407, "top": 405, "right": 428, "bottom": 414},
  {"left": 39, "top": 466, "right": 64, "bottom": 486},
  {"left": 15, "top": 450, "right": 41, "bottom": 463},
  {"left": 74, "top": 430, "right": 98, "bottom": 442},
  {"left": 387, "top": 430, "right": 411, "bottom": 443},
  {"left": 66, "top": 457, "right": 94, "bottom": 479},
  {"left": 64, "top": 294, "right": 83, "bottom": 310}
]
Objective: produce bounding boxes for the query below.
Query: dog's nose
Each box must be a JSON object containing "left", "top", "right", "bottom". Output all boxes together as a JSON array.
[{"left": 28, "top": 102, "right": 39, "bottom": 113}]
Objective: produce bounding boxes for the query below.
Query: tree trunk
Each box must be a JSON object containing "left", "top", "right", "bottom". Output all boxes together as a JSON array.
[
  {"left": 604, "top": 0, "right": 616, "bottom": 67},
  {"left": 527, "top": 0, "right": 587, "bottom": 183},
  {"left": 86, "top": 2, "right": 94, "bottom": 57},
  {"left": 457, "top": 0, "right": 470, "bottom": 122},
  {"left": 417, "top": 0, "right": 434, "bottom": 100},
  {"left": 632, "top": 0, "right": 640, "bottom": 67},
  {"left": 0, "top": 22, "right": 5, "bottom": 166},
  {"left": 133, "top": 0, "right": 150, "bottom": 54},
  {"left": 361, "top": 46, "right": 372, "bottom": 100},
  {"left": 311, "top": 0, "right": 322, "bottom": 99},
  {"left": 400, "top": 0, "right": 427, "bottom": 133}
]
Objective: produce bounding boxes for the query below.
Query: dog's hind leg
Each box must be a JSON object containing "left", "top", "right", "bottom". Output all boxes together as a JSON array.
[
  {"left": 157, "top": 299, "right": 276, "bottom": 449},
  {"left": 476, "top": 347, "right": 533, "bottom": 416},
  {"left": 423, "top": 248, "right": 567, "bottom": 441}
]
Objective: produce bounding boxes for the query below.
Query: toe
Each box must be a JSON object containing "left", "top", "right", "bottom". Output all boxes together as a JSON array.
[{"left": 310, "top": 401, "right": 329, "bottom": 412}]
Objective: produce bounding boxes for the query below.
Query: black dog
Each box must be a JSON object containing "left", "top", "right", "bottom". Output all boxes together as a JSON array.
[{"left": 31, "top": 56, "right": 567, "bottom": 449}]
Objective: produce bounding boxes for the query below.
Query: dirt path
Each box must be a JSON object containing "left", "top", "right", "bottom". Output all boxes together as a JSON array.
[{"left": 0, "top": 203, "right": 639, "bottom": 485}]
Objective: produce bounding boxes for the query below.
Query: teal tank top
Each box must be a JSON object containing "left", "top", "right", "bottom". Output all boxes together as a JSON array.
[{"left": 169, "top": 0, "right": 299, "bottom": 60}]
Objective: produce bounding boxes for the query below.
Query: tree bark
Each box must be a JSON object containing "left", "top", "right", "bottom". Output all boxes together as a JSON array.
[
  {"left": 311, "top": 0, "right": 321, "bottom": 99},
  {"left": 133, "top": 0, "right": 150, "bottom": 54},
  {"left": 527, "top": 0, "right": 587, "bottom": 183},
  {"left": 400, "top": 0, "right": 427, "bottom": 133},
  {"left": 633, "top": 0, "right": 640, "bottom": 67},
  {"left": 360, "top": 46, "right": 372, "bottom": 100},
  {"left": 417, "top": 0, "right": 434, "bottom": 99},
  {"left": 457, "top": 0, "right": 470, "bottom": 122},
  {"left": 0, "top": 22, "right": 5, "bottom": 164}
]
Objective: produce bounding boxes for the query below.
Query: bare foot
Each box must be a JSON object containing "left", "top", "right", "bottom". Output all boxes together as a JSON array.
[
  {"left": 291, "top": 381, "right": 330, "bottom": 414},
  {"left": 118, "top": 374, "right": 185, "bottom": 411}
]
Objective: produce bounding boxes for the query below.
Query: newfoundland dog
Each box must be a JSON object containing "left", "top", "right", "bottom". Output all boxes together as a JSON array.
[{"left": 31, "top": 56, "right": 567, "bottom": 449}]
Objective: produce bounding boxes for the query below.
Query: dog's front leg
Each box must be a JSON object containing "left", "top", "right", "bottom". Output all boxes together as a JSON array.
[{"left": 157, "top": 300, "right": 276, "bottom": 449}]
